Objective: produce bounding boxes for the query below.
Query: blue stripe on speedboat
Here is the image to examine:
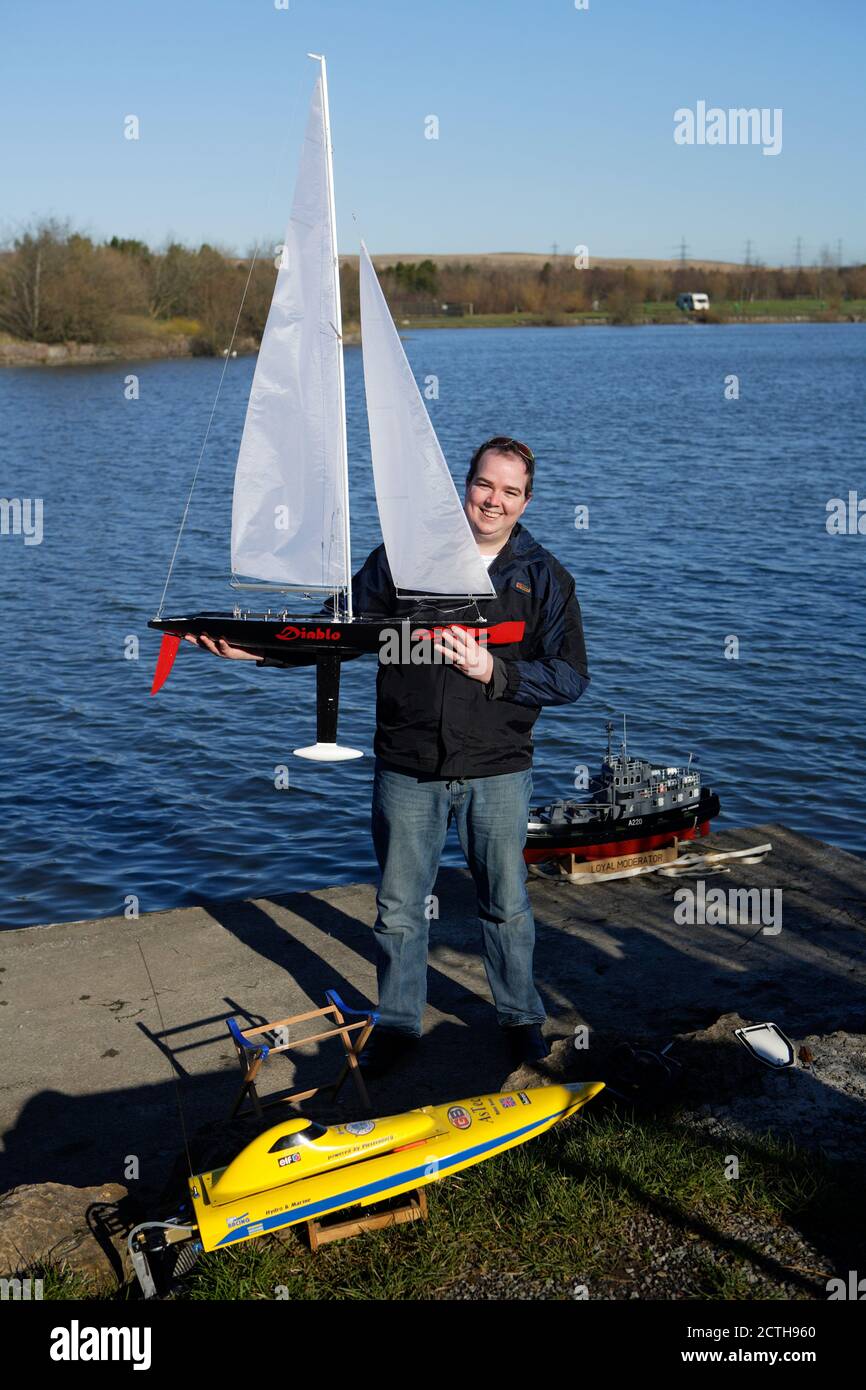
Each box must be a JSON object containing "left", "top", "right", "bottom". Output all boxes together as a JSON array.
[{"left": 214, "top": 1103, "right": 575, "bottom": 1247}]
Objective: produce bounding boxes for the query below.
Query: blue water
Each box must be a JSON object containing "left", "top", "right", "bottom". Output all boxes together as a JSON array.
[{"left": 1, "top": 324, "right": 864, "bottom": 928}]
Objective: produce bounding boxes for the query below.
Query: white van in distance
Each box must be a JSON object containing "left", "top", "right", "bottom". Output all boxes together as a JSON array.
[{"left": 676, "top": 292, "right": 710, "bottom": 312}]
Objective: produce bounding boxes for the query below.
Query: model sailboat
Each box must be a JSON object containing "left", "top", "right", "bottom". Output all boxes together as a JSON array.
[{"left": 150, "top": 54, "right": 521, "bottom": 761}]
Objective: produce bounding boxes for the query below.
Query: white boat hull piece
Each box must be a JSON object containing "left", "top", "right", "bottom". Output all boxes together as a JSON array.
[{"left": 293, "top": 741, "right": 364, "bottom": 762}]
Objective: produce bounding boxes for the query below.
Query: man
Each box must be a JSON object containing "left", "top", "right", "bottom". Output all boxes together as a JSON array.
[{"left": 186, "top": 436, "right": 589, "bottom": 1075}]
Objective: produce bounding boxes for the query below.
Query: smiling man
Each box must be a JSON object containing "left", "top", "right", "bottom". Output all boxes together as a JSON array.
[
  {"left": 187, "top": 436, "right": 589, "bottom": 1074},
  {"left": 359, "top": 436, "right": 589, "bottom": 1074}
]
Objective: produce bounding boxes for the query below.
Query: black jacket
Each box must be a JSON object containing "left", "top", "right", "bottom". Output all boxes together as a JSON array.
[{"left": 336, "top": 521, "right": 589, "bottom": 778}]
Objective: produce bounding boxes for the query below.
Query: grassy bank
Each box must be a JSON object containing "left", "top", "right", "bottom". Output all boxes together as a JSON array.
[
  {"left": 400, "top": 299, "right": 866, "bottom": 329},
  {"left": 4, "top": 300, "right": 863, "bottom": 366},
  {"left": 34, "top": 1101, "right": 861, "bottom": 1302}
]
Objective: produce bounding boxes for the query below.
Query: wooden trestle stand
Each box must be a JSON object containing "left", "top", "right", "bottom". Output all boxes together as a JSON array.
[
  {"left": 227, "top": 989, "right": 377, "bottom": 1118},
  {"left": 306, "top": 1188, "right": 428, "bottom": 1252}
]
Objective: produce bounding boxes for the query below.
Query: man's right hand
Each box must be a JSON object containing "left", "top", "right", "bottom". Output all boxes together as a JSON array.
[{"left": 184, "top": 633, "right": 259, "bottom": 661}]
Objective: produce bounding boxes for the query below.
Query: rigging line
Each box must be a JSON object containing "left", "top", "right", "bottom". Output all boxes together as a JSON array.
[
  {"left": 156, "top": 65, "right": 306, "bottom": 617},
  {"left": 156, "top": 276, "right": 255, "bottom": 618},
  {"left": 137, "top": 941, "right": 194, "bottom": 1180},
  {"left": 401, "top": 596, "right": 489, "bottom": 616}
]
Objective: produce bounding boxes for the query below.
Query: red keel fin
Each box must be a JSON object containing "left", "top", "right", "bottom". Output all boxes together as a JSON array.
[{"left": 151, "top": 633, "right": 182, "bottom": 695}]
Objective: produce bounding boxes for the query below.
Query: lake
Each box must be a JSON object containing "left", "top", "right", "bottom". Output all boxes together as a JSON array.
[{"left": 1, "top": 323, "right": 864, "bottom": 928}]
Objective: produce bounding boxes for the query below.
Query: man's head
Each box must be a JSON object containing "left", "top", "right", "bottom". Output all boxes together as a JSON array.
[{"left": 464, "top": 436, "right": 534, "bottom": 552}]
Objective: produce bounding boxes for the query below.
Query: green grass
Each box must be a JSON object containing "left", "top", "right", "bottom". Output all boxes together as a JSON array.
[
  {"left": 397, "top": 312, "right": 563, "bottom": 329},
  {"left": 176, "top": 1110, "right": 859, "bottom": 1300},
  {"left": 396, "top": 300, "right": 866, "bottom": 329},
  {"left": 716, "top": 298, "right": 866, "bottom": 318},
  {"left": 152, "top": 315, "right": 201, "bottom": 336},
  {"left": 32, "top": 1103, "right": 860, "bottom": 1301},
  {"left": 9, "top": 1261, "right": 114, "bottom": 1300},
  {"left": 112, "top": 313, "right": 201, "bottom": 339}
]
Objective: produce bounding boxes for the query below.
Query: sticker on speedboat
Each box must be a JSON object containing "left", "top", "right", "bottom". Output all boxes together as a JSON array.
[
  {"left": 344, "top": 1120, "right": 376, "bottom": 1136},
  {"left": 447, "top": 1106, "right": 472, "bottom": 1130}
]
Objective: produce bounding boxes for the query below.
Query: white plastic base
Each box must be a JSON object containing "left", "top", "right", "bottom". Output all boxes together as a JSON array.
[{"left": 292, "top": 741, "right": 364, "bottom": 762}]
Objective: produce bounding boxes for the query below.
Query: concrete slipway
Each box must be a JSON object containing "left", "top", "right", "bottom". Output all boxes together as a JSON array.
[{"left": 1, "top": 823, "right": 864, "bottom": 1200}]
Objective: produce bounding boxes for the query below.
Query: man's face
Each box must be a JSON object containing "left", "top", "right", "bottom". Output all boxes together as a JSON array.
[{"left": 464, "top": 450, "right": 531, "bottom": 550}]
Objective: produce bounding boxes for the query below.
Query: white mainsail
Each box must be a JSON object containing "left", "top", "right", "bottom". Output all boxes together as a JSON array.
[
  {"left": 231, "top": 65, "right": 350, "bottom": 591},
  {"left": 359, "top": 242, "right": 496, "bottom": 597}
]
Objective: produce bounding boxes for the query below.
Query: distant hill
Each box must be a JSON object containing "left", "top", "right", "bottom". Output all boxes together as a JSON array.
[{"left": 347, "top": 252, "right": 745, "bottom": 272}]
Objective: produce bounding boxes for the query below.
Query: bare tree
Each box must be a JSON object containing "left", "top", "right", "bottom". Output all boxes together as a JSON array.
[{"left": 0, "top": 218, "right": 70, "bottom": 339}]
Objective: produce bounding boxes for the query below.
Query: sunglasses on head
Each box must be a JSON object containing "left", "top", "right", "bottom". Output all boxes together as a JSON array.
[{"left": 479, "top": 436, "right": 535, "bottom": 463}]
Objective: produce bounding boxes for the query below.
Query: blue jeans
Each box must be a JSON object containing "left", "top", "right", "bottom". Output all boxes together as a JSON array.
[{"left": 371, "top": 760, "right": 545, "bottom": 1035}]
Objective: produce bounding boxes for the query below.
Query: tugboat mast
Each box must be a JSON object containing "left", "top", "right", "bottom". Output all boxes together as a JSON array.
[{"left": 605, "top": 720, "right": 616, "bottom": 809}]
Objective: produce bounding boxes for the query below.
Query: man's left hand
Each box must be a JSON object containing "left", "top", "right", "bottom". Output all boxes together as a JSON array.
[{"left": 432, "top": 626, "right": 494, "bottom": 683}]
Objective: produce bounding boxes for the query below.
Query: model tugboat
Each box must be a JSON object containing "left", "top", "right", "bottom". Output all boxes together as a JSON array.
[{"left": 524, "top": 718, "right": 720, "bottom": 864}]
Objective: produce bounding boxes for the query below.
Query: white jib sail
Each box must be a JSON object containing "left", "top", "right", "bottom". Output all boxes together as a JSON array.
[
  {"left": 359, "top": 242, "right": 496, "bottom": 597},
  {"left": 231, "top": 69, "right": 349, "bottom": 590}
]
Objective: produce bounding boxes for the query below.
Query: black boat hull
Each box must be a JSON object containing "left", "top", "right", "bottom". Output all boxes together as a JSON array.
[
  {"left": 148, "top": 612, "right": 526, "bottom": 753},
  {"left": 524, "top": 791, "right": 721, "bottom": 862},
  {"left": 148, "top": 613, "right": 525, "bottom": 663}
]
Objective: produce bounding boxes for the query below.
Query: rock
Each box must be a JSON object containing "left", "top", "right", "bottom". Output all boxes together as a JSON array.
[
  {"left": 502, "top": 1062, "right": 555, "bottom": 1091},
  {"left": 499, "top": 1014, "right": 866, "bottom": 1167},
  {"left": 674, "top": 1015, "right": 866, "bottom": 1170},
  {"left": 672, "top": 1011, "right": 766, "bottom": 1100},
  {"left": 0, "top": 1182, "right": 137, "bottom": 1287},
  {"left": 500, "top": 1033, "right": 581, "bottom": 1091},
  {"left": 0, "top": 336, "right": 200, "bottom": 368}
]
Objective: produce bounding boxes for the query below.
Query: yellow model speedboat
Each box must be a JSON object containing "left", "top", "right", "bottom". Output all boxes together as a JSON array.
[{"left": 190, "top": 1081, "right": 603, "bottom": 1251}]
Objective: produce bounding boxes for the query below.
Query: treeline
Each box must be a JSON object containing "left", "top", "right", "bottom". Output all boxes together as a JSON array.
[
  {"left": 370, "top": 257, "right": 866, "bottom": 321},
  {"left": 1, "top": 220, "right": 864, "bottom": 348},
  {"left": 0, "top": 220, "right": 275, "bottom": 350}
]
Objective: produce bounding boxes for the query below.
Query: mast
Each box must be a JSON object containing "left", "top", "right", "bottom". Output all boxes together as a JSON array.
[
  {"left": 231, "top": 60, "right": 350, "bottom": 596},
  {"left": 309, "top": 52, "right": 352, "bottom": 621},
  {"left": 606, "top": 719, "right": 614, "bottom": 808}
]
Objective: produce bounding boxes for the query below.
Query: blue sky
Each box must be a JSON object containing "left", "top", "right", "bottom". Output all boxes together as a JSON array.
[{"left": 2, "top": 0, "right": 864, "bottom": 264}]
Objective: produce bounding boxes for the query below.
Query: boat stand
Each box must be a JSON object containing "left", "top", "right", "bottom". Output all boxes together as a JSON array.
[
  {"left": 306, "top": 1188, "right": 428, "bottom": 1252},
  {"left": 227, "top": 989, "right": 378, "bottom": 1118},
  {"left": 529, "top": 840, "right": 773, "bottom": 885},
  {"left": 529, "top": 843, "right": 679, "bottom": 883}
]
